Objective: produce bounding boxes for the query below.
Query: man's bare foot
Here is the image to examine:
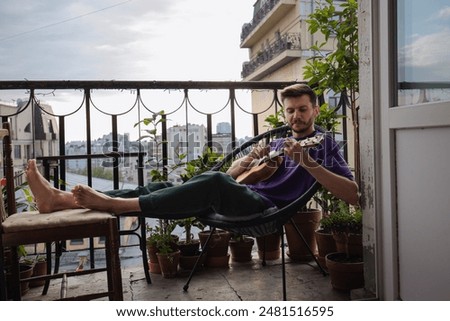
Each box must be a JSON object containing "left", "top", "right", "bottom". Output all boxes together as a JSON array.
[
  {"left": 72, "top": 185, "right": 115, "bottom": 213},
  {"left": 72, "top": 184, "right": 141, "bottom": 215},
  {"left": 26, "top": 159, "right": 79, "bottom": 213}
]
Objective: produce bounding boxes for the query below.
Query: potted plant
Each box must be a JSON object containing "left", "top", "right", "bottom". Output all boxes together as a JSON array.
[
  {"left": 154, "top": 233, "right": 181, "bottom": 279},
  {"left": 255, "top": 232, "right": 281, "bottom": 262},
  {"left": 324, "top": 200, "right": 364, "bottom": 291},
  {"left": 229, "top": 233, "right": 254, "bottom": 263},
  {"left": 314, "top": 189, "right": 340, "bottom": 268},
  {"left": 29, "top": 255, "right": 48, "bottom": 288},
  {"left": 198, "top": 228, "right": 231, "bottom": 268},
  {"left": 16, "top": 247, "right": 34, "bottom": 296},
  {"left": 175, "top": 217, "right": 205, "bottom": 270},
  {"left": 147, "top": 218, "right": 179, "bottom": 278},
  {"left": 146, "top": 219, "right": 178, "bottom": 274},
  {"left": 284, "top": 205, "right": 322, "bottom": 262},
  {"left": 146, "top": 225, "right": 161, "bottom": 274},
  {"left": 329, "top": 201, "right": 363, "bottom": 257}
]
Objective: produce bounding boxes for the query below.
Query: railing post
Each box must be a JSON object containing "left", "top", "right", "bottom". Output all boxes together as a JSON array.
[
  {"left": 85, "top": 89, "right": 93, "bottom": 187},
  {"left": 230, "top": 88, "right": 236, "bottom": 150}
]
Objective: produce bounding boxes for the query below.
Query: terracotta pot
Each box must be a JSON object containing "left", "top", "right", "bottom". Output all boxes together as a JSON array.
[
  {"left": 325, "top": 252, "right": 364, "bottom": 291},
  {"left": 229, "top": 237, "right": 255, "bottom": 262},
  {"left": 177, "top": 239, "right": 200, "bottom": 256},
  {"left": 284, "top": 209, "right": 321, "bottom": 262},
  {"left": 146, "top": 242, "right": 159, "bottom": 263},
  {"left": 332, "top": 232, "right": 363, "bottom": 257},
  {"left": 19, "top": 264, "right": 34, "bottom": 296},
  {"left": 148, "top": 260, "right": 161, "bottom": 274},
  {"left": 205, "top": 254, "right": 230, "bottom": 268},
  {"left": 179, "top": 253, "right": 205, "bottom": 271},
  {"left": 157, "top": 250, "right": 180, "bottom": 278},
  {"left": 198, "top": 230, "right": 231, "bottom": 257},
  {"left": 29, "top": 260, "right": 47, "bottom": 288},
  {"left": 256, "top": 233, "right": 281, "bottom": 261},
  {"left": 315, "top": 229, "right": 337, "bottom": 269}
]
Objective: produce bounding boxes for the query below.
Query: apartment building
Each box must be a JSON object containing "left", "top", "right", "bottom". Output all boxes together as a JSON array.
[
  {"left": 0, "top": 99, "right": 59, "bottom": 181},
  {"left": 242, "top": 1, "right": 332, "bottom": 123}
]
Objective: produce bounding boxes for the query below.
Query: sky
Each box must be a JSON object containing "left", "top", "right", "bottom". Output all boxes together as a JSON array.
[
  {"left": 397, "top": 0, "right": 450, "bottom": 82},
  {"left": 0, "top": 0, "right": 257, "bottom": 141},
  {"left": 0, "top": 0, "right": 255, "bottom": 81}
]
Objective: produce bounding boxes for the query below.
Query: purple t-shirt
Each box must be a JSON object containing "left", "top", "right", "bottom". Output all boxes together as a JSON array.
[{"left": 248, "top": 131, "right": 354, "bottom": 208}]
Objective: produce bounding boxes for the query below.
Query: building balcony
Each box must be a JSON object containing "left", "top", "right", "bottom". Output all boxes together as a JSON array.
[
  {"left": 240, "top": 0, "right": 297, "bottom": 48},
  {"left": 241, "top": 32, "right": 302, "bottom": 80}
]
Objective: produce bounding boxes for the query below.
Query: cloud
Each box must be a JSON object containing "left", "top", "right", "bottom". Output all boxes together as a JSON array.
[
  {"left": 437, "top": 6, "right": 450, "bottom": 19},
  {"left": 399, "top": 28, "right": 450, "bottom": 81},
  {"left": 0, "top": 0, "right": 254, "bottom": 81}
]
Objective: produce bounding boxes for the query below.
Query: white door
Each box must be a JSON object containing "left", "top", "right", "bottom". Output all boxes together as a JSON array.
[{"left": 378, "top": 0, "right": 450, "bottom": 300}]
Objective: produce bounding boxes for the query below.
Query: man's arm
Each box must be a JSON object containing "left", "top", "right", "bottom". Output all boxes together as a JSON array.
[
  {"left": 301, "top": 157, "right": 359, "bottom": 205},
  {"left": 284, "top": 139, "right": 359, "bottom": 205}
]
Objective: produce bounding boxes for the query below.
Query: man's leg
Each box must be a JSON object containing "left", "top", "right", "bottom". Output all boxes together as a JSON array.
[
  {"left": 26, "top": 158, "right": 173, "bottom": 215},
  {"left": 71, "top": 181, "right": 175, "bottom": 215},
  {"left": 138, "top": 171, "right": 269, "bottom": 217},
  {"left": 74, "top": 171, "right": 269, "bottom": 218},
  {"left": 103, "top": 182, "right": 173, "bottom": 198}
]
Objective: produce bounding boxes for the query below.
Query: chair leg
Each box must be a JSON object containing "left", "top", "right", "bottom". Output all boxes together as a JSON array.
[
  {"left": 9, "top": 246, "right": 21, "bottom": 300},
  {"left": 139, "top": 217, "right": 151, "bottom": 284},
  {"left": 0, "top": 246, "right": 7, "bottom": 300},
  {"left": 280, "top": 230, "right": 287, "bottom": 301},
  {"left": 183, "top": 227, "right": 216, "bottom": 292},
  {"left": 42, "top": 242, "right": 52, "bottom": 295},
  {"left": 106, "top": 220, "right": 124, "bottom": 301},
  {"left": 89, "top": 237, "right": 96, "bottom": 269},
  {"left": 288, "top": 217, "right": 328, "bottom": 276},
  {"left": 261, "top": 236, "right": 267, "bottom": 266}
]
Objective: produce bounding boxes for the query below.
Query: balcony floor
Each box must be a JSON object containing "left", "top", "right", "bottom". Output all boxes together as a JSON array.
[{"left": 22, "top": 250, "right": 352, "bottom": 301}]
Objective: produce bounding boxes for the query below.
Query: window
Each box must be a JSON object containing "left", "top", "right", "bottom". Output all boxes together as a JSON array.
[
  {"left": 25, "top": 145, "right": 31, "bottom": 160},
  {"left": 14, "top": 145, "right": 21, "bottom": 159},
  {"left": 396, "top": 0, "right": 450, "bottom": 106},
  {"left": 70, "top": 239, "right": 84, "bottom": 246}
]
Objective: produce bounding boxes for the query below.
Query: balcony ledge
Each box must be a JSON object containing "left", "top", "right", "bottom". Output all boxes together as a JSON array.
[{"left": 241, "top": 0, "right": 297, "bottom": 48}]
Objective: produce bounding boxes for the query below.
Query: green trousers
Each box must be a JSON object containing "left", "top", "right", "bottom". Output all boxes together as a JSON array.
[{"left": 105, "top": 171, "right": 269, "bottom": 218}]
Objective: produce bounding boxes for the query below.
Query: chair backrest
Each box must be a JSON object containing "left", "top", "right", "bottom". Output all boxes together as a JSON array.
[
  {"left": 197, "top": 125, "right": 323, "bottom": 237},
  {"left": 1, "top": 122, "right": 16, "bottom": 221},
  {"left": 1, "top": 122, "right": 17, "bottom": 216}
]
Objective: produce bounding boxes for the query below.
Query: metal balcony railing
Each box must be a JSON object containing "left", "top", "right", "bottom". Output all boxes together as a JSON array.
[
  {"left": 241, "top": 32, "right": 301, "bottom": 78},
  {"left": 0, "top": 80, "right": 300, "bottom": 167},
  {"left": 0, "top": 80, "right": 301, "bottom": 267},
  {"left": 240, "top": 0, "right": 281, "bottom": 43}
]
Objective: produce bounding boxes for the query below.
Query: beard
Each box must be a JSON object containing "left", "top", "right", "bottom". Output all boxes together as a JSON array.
[{"left": 289, "top": 119, "right": 315, "bottom": 136}]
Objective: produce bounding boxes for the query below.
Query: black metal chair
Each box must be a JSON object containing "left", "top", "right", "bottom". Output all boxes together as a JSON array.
[{"left": 182, "top": 125, "right": 328, "bottom": 300}]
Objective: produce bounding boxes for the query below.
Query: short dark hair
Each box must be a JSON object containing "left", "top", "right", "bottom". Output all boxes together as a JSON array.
[{"left": 279, "top": 84, "right": 317, "bottom": 105}]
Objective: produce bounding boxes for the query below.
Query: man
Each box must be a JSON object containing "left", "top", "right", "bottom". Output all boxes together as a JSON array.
[{"left": 26, "top": 84, "right": 358, "bottom": 218}]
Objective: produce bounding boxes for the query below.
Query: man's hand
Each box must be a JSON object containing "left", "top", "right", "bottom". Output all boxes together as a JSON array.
[
  {"left": 283, "top": 138, "right": 315, "bottom": 168},
  {"left": 226, "top": 144, "right": 269, "bottom": 179},
  {"left": 248, "top": 144, "right": 270, "bottom": 159}
]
